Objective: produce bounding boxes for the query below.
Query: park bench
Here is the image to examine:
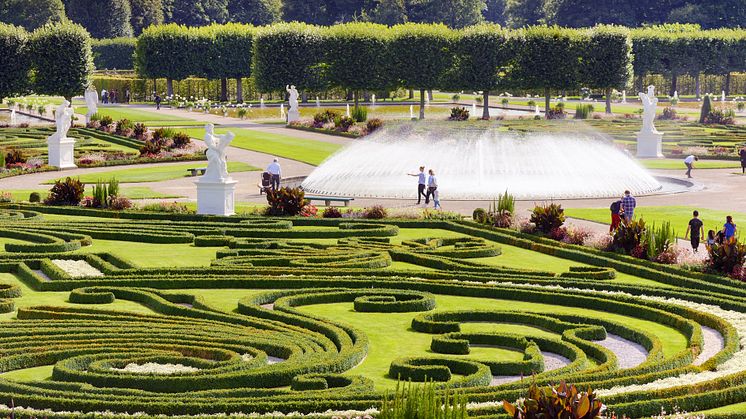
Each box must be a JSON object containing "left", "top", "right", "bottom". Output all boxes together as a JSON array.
[
  {"left": 305, "top": 195, "right": 355, "bottom": 207},
  {"left": 187, "top": 168, "right": 207, "bottom": 177}
]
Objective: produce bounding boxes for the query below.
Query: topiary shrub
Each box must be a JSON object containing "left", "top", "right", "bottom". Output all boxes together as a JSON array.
[
  {"left": 29, "top": 192, "right": 41, "bottom": 203},
  {"left": 472, "top": 208, "right": 487, "bottom": 223},
  {"left": 530, "top": 203, "right": 565, "bottom": 234},
  {"left": 448, "top": 107, "right": 469, "bottom": 121},
  {"left": 266, "top": 187, "right": 308, "bottom": 216},
  {"left": 45, "top": 177, "right": 85, "bottom": 206},
  {"left": 363, "top": 205, "right": 387, "bottom": 219},
  {"left": 323, "top": 206, "right": 342, "bottom": 218},
  {"left": 699, "top": 94, "right": 712, "bottom": 123}
]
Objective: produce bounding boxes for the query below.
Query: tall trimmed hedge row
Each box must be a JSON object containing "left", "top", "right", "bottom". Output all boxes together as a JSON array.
[{"left": 92, "top": 37, "right": 136, "bottom": 70}]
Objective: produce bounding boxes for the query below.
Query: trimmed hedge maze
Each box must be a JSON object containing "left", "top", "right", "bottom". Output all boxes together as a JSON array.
[{"left": 0, "top": 205, "right": 746, "bottom": 418}]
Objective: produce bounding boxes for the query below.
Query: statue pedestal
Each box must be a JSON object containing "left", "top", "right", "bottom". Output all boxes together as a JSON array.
[
  {"left": 196, "top": 178, "right": 237, "bottom": 216},
  {"left": 47, "top": 135, "right": 77, "bottom": 169},
  {"left": 287, "top": 109, "right": 300, "bottom": 123},
  {"left": 636, "top": 131, "right": 664, "bottom": 158}
]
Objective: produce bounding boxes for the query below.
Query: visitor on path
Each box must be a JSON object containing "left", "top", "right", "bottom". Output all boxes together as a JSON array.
[
  {"left": 267, "top": 158, "right": 282, "bottom": 191},
  {"left": 101, "top": 88, "right": 107, "bottom": 104},
  {"left": 740, "top": 148, "right": 746, "bottom": 174},
  {"left": 723, "top": 216, "right": 737, "bottom": 242},
  {"left": 707, "top": 230, "right": 717, "bottom": 249},
  {"left": 685, "top": 210, "right": 705, "bottom": 253},
  {"left": 609, "top": 199, "right": 622, "bottom": 232},
  {"left": 111, "top": 90, "right": 118, "bottom": 104},
  {"left": 684, "top": 155, "right": 698, "bottom": 178},
  {"left": 125, "top": 89, "right": 131, "bottom": 104},
  {"left": 407, "top": 166, "right": 427, "bottom": 205},
  {"left": 621, "top": 190, "right": 636, "bottom": 223},
  {"left": 433, "top": 188, "right": 441, "bottom": 210},
  {"left": 426, "top": 169, "right": 438, "bottom": 206},
  {"left": 155, "top": 94, "right": 162, "bottom": 110}
]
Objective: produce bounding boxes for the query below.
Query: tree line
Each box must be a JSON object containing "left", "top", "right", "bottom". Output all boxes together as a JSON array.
[{"left": 1, "top": 0, "right": 744, "bottom": 41}]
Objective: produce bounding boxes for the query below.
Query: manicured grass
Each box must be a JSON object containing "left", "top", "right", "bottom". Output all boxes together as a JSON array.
[
  {"left": 1, "top": 187, "right": 183, "bottom": 201},
  {"left": 43, "top": 162, "right": 258, "bottom": 184},
  {"left": 566, "top": 206, "right": 746, "bottom": 239},
  {"left": 73, "top": 239, "right": 219, "bottom": 267},
  {"left": 181, "top": 127, "right": 343, "bottom": 166},
  {"left": 640, "top": 159, "right": 740, "bottom": 170},
  {"left": 77, "top": 106, "right": 201, "bottom": 124}
]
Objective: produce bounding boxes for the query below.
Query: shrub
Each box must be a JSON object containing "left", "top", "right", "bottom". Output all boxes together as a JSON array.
[
  {"left": 99, "top": 115, "right": 114, "bottom": 128},
  {"left": 472, "top": 208, "right": 487, "bottom": 223},
  {"left": 704, "top": 108, "right": 736, "bottom": 125},
  {"left": 29, "top": 192, "right": 41, "bottom": 203},
  {"left": 562, "top": 227, "right": 592, "bottom": 245},
  {"left": 5, "top": 148, "right": 25, "bottom": 165},
  {"left": 0, "top": 192, "right": 11, "bottom": 203},
  {"left": 133, "top": 122, "right": 147, "bottom": 139},
  {"left": 172, "top": 132, "right": 191, "bottom": 148},
  {"left": 299, "top": 204, "right": 318, "bottom": 217},
  {"left": 706, "top": 239, "right": 746, "bottom": 278},
  {"left": 530, "top": 203, "right": 565, "bottom": 234},
  {"left": 314, "top": 110, "right": 339, "bottom": 124},
  {"left": 501, "top": 98, "right": 510, "bottom": 108},
  {"left": 659, "top": 106, "right": 677, "bottom": 120},
  {"left": 451, "top": 93, "right": 460, "bottom": 101},
  {"left": 527, "top": 100, "right": 536, "bottom": 108},
  {"left": 139, "top": 139, "right": 163, "bottom": 156},
  {"left": 366, "top": 118, "right": 383, "bottom": 133},
  {"left": 363, "top": 205, "right": 387, "bottom": 219},
  {"left": 334, "top": 115, "right": 355, "bottom": 132},
  {"left": 152, "top": 127, "right": 176, "bottom": 141},
  {"left": 738, "top": 101, "right": 745, "bottom": 112},
  {"left": 380, "top": 381, "right": 468, "bottom": 419},
  {"left": 503, "top": 381, "right": 603, "bottom": 419},
  {"left": 140, "top": 201, "right": 190, "bottom": 213},
  {"left": 266, "top": 187, "right": 308, "bottom": 216},
  {"left": 574, "top": 103, "right": 594, "bottom": 119},
  {"left": 237, "top": 108, "right": 248, "bottom": 119},
  {"left": 351, "top": 106, "right": 368, "bottom": 122},
  {"left": 449, "top": 107, "right": 469, "bottom": 121},
  {"left": 546, "top": 104, "right": 566, "bottom": 119},
  {"left": 115, "top": 118, "right": 133, "bottom": 134},
  {"left": 323, "top": 206, "right": 342, "bottom": 218},
  {"left": 45, "top": 177, "right": 85, "bottom": 206},
  {"left": 699, "top": 94, "right": 712, "bottom": 123},
  {"left": 612, "top": 218, "right": 646, "bottom": 256},
  {"left": 108, "top": 196, "right": 132, "bottom": 211},
  {"left": 645, "top": 221, "right": 676, "bottom": 262}
]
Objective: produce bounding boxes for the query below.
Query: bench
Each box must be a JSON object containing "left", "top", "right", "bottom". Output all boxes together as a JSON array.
[
  {"left": 305, "top": 195, "right": 355, "bottom": 207},
  {"left": 187, "top": 168, "right": 207, "bottom": 177}
]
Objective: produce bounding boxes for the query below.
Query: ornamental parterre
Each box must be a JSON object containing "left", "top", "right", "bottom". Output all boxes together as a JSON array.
[{"left": 0, "top": 205, "right": 745, "bottom": 418}]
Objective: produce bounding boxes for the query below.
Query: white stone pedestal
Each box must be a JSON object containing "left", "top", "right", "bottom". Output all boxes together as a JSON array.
[
  {"left": 47, "top": 135, "right": 77, "bottom": 169},
  {"left": 636, "top": 131, "right": 664, "bottom": 158},
  {"left": 287, "top": 109, "right": 300, "bottom": 123},
  {"left": 196, "top": 179, "right": 238, "bottom": 216}
]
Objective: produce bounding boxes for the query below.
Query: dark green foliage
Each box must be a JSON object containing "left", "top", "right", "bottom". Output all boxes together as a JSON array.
[
  {"left": 5, "top": 148, "right": 25, "bottom": 165},
  {"left": 472, "top": 208, "right": 487, "bottom": 223},
  {"left": 322, "top": 206, "right": 342, "bottom": 218},
  {"left": 281, "top": 0, "right": 329, "bottom": 25},
  {"left": 334, "top": 115, "right": 355, "bottom": 131},
  {"left": 172, "top": 132, "right": 191, "bottom": 148},
  {"left": 29, "top": 192, "right": 41, "bottom": 203},
  {"left": 324, "top": 23, "right": 393, "bottom": 96},
  {"left": 407, "top": 0, "right": 486, "bottom": 29},
  {"left": 612, "top": 218, "right": 646, "bottom": 255},
  {"left": 45, "top": 177, "right": 85, "bottom": 206},
  {"left": 370, "top": 0, "right": 407, "bottom": 26},
  {"left": 167, "top": 0, "right": 229, "bottom": 26},
  {"left": 544, "top": 0, "right": 637, "bottom": 27},
  {"left": 0, "top": 0, "right": 64, "bottom": 31},
  {"left": 64, "top": 0, "right": 133, "bottom": 38},
  {"left": 379, "top": 381, "right": 469, "bottom": 419},
  {"left": 266, "top": 187, "right": 308, "bottom": 216},
  {"left": 253, "top": 22, "right": 325, "bottom": 93},
  {"left": 135, "top": 23, "right": 200, "bottom": 81},
  {"left": 197, "top": 23, "right": 254, "bottom": 80},
  {"left": 530, "top": 202, "right": 565, "bottom": 234},
  {"left": 314, "top": 110, "right": 339, "bottom": 124},
  {"left": 227, "top": 0, "right": 282, "bottom": 25},
  {"left": 504, "top": 0, "right": 543, "bottom": 27},
  {"left": 449, "top": 107, "right": 470, "bottom": 121},
  {"left": 351, "top": 106, "right": 368, "bottom": 122},
  {"left": 92, "top": 38, "right": 136, "bottom": 70},
  {"left": 366, "top": 118, "right": 383, "bottom": 133},
  {"left": 30, "top": 21, "right": 93, "bottom": 100},
  {"left": 130, "top": 0, "right": 165, "bottom": 35},
  {"left": 704, "top": 108, "right": 736, "bottom": 125},
  {"left": 580, "top": 25, "right": 633, "bottom": 113},
  {"left": 700, "top": 94, "right": 713, "bottom": 123},
  {"left": 0, "top": 23, "right": 31, "bottom": 100},
  {"left": 574, "top": 103, "right": 594, "bottom": 119},
  {"left": 483, "top": 0, "right": 506, "bottom": 24}
]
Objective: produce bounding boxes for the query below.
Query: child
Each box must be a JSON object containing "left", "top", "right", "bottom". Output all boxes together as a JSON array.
[
  {"left": 433, "top": 188, "right": 441, "bottom": 210},
  {"left": 706, "top": 230, "right": 716, "bottom": 248}
]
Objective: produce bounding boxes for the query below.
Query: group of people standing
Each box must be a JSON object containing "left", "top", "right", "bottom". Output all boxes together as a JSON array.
[
  {"left": 609, "top": 190, "right": 637, "bottom": 232},
  {"left": 409, "top": 166, "right": 440, "bottom": 209},
  {"left": 100, "top": 88, "right": 130, "bottom": 104}
]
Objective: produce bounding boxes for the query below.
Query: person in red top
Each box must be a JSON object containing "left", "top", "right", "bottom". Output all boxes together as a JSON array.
[{"left": 609, "top": 199, "right": 622, "bottom": 233}]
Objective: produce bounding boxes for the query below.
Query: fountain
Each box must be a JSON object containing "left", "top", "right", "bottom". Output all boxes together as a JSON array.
[
  {"left": 371, "top": 94, "right": 376, "bottom": 106},
  {"left": 346, "top": 103, "right": 350, "bottom": 117},
  {"left": 409, "top": 105, "right": 414, "bottom": 119},
  {"left": 471, "top": 103, "right": 477, "bottom": 117},
  {"left": 722, "top": 90, "right": 726, "bottom": 102},
  {"left": 10, "top": 109, "right": 16, "bottom": 125},
  {"left": 260, "top": 98, "right": 265, "bottom": 108},
  {"left": 316, "top": 96, "right": 320, "bottom": 107},
  {"left": 280, "top": 104, "right": 285, "bottom": 120},
  {"left": 621, "top": 91, "right": 627, "bottom": 103},
  {"left": 301, "top": 124, "right": 663, "bottom": 201},
  {"left": 534, "top": 105, "right": 540, "bottom": 116}
]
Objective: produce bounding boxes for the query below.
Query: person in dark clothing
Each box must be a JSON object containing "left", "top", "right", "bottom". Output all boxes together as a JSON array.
[
  {"left": 740, "top": 148, "right": 746, "bottom": 174},
  {"left": 155, "top": 94, "right": 162, "bottom": 110},
  {"left": 609, "top": 199, "right": 622, "bottom": 233},
  {"left": 685, "top": 210, "right": 705, "bottom": 253},
  {"left": 408, "top": 166, "right": 427, "bottom": 204}
]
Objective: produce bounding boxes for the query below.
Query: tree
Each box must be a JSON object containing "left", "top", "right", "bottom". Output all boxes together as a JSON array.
[
  {"left": 483, "top": 0, "right": 506, "bottom": 24},
  {"left": 0, "top": 23, "right": 31, "bottom": 101},
  {"left": 282, "top": 0, "right": 330, "bottom": 25},
  {"left": 449, "top": 23, "right": 513, "bottom": 119},
  {"left": 64, "top": 0, "right": 134, "bottom": 38},
  {"left": 407, "top": 0, "right": 486, "bottom": 28},
  {"left": 30, "top": 21, "right": 93, "bottom": 100},
  {"left": 580, "top": 26, "right": 632, "bottom": 114},
  {"left": 390, "top": 23, "right": 454, "bottom": 119},
  {"left": 324, "top": 23, "right": 393, "bottom": 107},
  {"left": 512, "top": 26, "right": 582, "bottom": 114},
  {"left": 168, "top": 0, "right": 228, "bottom": 26},
  {"left": 135, "top": 23, "right": 200, "bottom": 96},
  {"left": 0, "top": 0, "right": 65, "bottom": 31},
  {"left": 130, "top": 0, "right": 164, "bottom": 35},
  {"left": 543, "top": 0, "right": 637, "bottom": 27},
  {"left": 370, "top": 0, "right": 408, "bottom": 26},
  {"left": 92, "top": 38, "right": 136, "bottom": 70},
  {"left": 505, "top": 0, "right": 544, "bottom": 28},
  {"left": 253, "top": 22, "right": 326, "bottom": 94},
  {"left": 228, "top": 0, "right": 282, "bottom": 25},
  {"left": 196, "top": 23, "right": 254, "bottom": 102}
]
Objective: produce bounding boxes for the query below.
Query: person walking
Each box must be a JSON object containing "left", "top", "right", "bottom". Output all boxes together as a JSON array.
[
  {"left": 684, "top": 155, "right": 698, "bottom": 178},
  {"left": 426, "top": 169, "right": 438, "bottom": 207},
  {"left": 101, "top": 88, "right": 107, "bottom": 104},
  {"left": 408, "top": 166, "right": 427, "bottom": 205},
  {"left": 267, "top": 157, "right": 281, "bottom": 191},
  {"left": 609, "top": 199, "right": 622, "bottom": 233},
  {"left": 740, "top": 148, "right": 746, "bottom": 174},
  {"left": 685, "top": 210, "right": 705, "bottom": 253},
  {"left": 155, "top": 94, "right": 162, "bottom": 110},
  {"left": 723, "top": 215, "right": 737, "bottom": 243},
  {"left": 125, "top": 89, "right": 131, "bottom": 104},
  {"left": 621, "top": 190, "right": 636, "bottom": 223}
]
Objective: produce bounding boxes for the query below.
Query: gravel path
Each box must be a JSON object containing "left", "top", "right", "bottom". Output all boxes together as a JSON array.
[
  {"left": 596, "top": 333, "right": 648, "bottom": 369},
  {"left": 693, "top": 326, "right": 725, "bottom": 366}
]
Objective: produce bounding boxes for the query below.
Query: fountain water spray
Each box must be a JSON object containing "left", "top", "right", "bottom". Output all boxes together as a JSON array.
[
  {"left": 10, "top": 109, "right": 16, "bottom": 125},
  {"left": 346, "top": 103, "right": 350, "bottom": 117},
  {"left": 722, "top": 90, "right": 726, "bottom": 102},
  {"left": 371, "top": 94, "right": 376, "bottom": 106},
  {"left": 302, "top": 124, "right": 662, "bottom": 200},
  {"left": 622, "top": 90, "right": 627, "bottom": 103},
  {"left": 260, "top": 98, "right": 265, "bottom": 108},
  {"left": 316, "top": 96, "right": 320, "bottom": 107},
  {"left": 409, "top": 105, "right": 414, "bottom": 119},
  {"left": 471, "top": 103, "right": 477, "bottom": 117},
  {"left": 280, "top": 104, "right": 285, "bottom": 119},
  {"left": 534, "top": 105, "right": 540, "bottom": 116}
]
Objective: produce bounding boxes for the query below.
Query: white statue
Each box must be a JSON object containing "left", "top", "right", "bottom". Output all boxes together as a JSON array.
[
  {"left": 285, "top": 84, "right": 300, "bottom": 122},
  {"left": 84, "top": 86, "right": 98, "bottom": 124},
  {"left": 639, "top": 85, "right": 660, "bottom": 135},
  {"left": 54, "top": 100, "right": 75, "bottom": 140},
  {"left": 203, "top": 123, "right": 235, "bottom": 182}
]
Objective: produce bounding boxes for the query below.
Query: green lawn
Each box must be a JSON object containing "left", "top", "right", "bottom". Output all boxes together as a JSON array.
[
  {"left": 43, "top": 162, "right": 258, "bottom": 184},
  {"left": 76, "top": 105, "right": 203, "bottom": 126},
  {"left": 2, "top": 187, "right": 183, "bottom": 201},
  {"left": 181, "top": 127, "right": 343, "bottom": 166},
  {"left": 566, "top": 206, "right": 746, "bottom": 239},
  {"left": 640, "top": 159, "right": 740, "bottom": 170}
]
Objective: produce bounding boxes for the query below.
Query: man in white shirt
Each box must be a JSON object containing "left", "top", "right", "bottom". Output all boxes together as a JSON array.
[
  {"left": 684, "top": 155, "right": 698, "bottom": 178},
  {"left": 407, "top": 166, "right": 427, "bottom": 204},
  {"left": 267, "top": 158, "right": 281, "bottom": 190}
]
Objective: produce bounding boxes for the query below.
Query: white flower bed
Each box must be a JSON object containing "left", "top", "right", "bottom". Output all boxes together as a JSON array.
[
  {"left": 111, "top": 362, "right": 200, "bottom": 375},
  {"left": 51, "top": 259, "right": 104, "bottom": 278}
]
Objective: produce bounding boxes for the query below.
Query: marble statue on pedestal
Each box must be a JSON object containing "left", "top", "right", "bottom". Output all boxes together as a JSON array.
[
  {"left": 197, "top": 124, "right": 238, "bottom": 216},
  {"left": 636, "top": 85, "right": 664, "bottom": 158},
  {"left": 84, "top": 86, "right": 98, "bottom": 124},
  {"left": 286, "top": 84, "right": 300, "bottom": 123},
  {"left": 47, "top": 100, "right": 77, "bottom": 169}
]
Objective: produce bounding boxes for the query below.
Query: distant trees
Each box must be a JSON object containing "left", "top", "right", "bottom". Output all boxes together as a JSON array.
[
  {"left": 0, "top": 0, "right": 65, "bottom": 31},
  {"left": 64, "top": 0, "right": 133, "bottom": 38},
  {"left": 227, "top": 0, "right": 282, "bottom": 25},
  {"left": 92, "top": 38, "right": 137, "bottom": 70},
  {"left": 130, "top": 0, "right": 164, "bottom": 35},
  {"left": 167, "top": 0, "right": 228, "bottom": 26}
]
